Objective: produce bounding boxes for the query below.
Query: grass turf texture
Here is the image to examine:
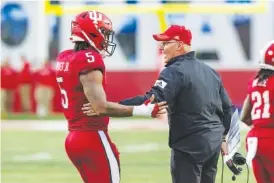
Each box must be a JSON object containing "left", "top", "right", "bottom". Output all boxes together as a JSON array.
[
  {"left": 1, "top": 113, "right": 150, "bottom": 120},
  {"left": 2, "top": 130, "right": 256, "bottom": 183}
]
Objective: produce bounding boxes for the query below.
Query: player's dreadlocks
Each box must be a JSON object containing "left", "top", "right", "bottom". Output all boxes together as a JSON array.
[
  {"left": 74, "top": 42, "right": 90, "bottom": 51},
  {"left": 255, "top": 69, "right": 274, "bottom": 83}
]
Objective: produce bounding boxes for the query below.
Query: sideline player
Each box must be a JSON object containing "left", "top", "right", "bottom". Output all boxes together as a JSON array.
[
  {"left": 240, "top": 40, "right": 274, "bottom": 183},
  {"left": 56, "top": 11, "right": 167, "bottom": 183}
]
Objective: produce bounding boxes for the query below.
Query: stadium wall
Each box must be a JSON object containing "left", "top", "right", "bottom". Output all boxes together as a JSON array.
[
  {"left": 12, "top": 70, "right": 255, "bottom": 113},
  {"left": 2, "top": 1, "right": 273, "bottom": 112}
]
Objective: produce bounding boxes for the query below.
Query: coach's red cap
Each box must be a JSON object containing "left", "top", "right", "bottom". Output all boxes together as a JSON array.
[{"left": 153, "top": 25, "right": 192, "bottom": 45}]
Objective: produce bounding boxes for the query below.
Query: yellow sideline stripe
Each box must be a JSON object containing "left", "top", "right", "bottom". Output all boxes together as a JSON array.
[
  {"left": 156, "top": 10, "right": 168, "bottom": 32},
  {"left": 44, "top": 1, "right": 267, "bottom": 15}
]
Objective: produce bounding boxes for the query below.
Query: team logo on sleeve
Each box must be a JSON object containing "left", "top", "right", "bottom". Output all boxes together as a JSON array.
[{"left": 154, "top": 80, "right": 167, "bottom": 89}]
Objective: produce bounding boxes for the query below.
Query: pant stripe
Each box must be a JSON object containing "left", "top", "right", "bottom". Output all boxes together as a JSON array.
[{"left": 98, "top": 130, "right": 120, "bottom": 183}]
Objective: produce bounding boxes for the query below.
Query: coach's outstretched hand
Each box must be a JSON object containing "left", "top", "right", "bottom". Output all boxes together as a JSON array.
[
  {"left": 82, "top": 95, "right": 167, "bottom": 118},
  {"left": 133, "top": 95, "right": 167, "bottom": 118}
]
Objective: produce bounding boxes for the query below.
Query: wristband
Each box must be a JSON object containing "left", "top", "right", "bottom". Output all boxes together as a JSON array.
[
  {"left": 222, "top": 136, "right": 227, "bottom": 142},
  {"left": 132, "top": 104, "right": 151, "bottom": 117}
]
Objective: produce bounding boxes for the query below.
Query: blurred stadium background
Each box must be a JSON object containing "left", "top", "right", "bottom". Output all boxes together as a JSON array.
[{"left": 1, "top": 0, "right": 273, "bottom": 183}]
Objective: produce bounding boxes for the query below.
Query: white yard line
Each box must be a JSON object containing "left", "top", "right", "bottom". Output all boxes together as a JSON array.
[
  {"left": 11, "top": 143, "right": 166, "bottom": 163},
  {"left": 1, "top": 119, "right": 250, "bottom": 131},
  {"left": 12, "top": 152, "right": 53, "bottom": 162}
]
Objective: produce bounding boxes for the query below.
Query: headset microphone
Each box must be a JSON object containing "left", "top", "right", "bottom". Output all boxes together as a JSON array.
[{"left": 232, "top": 175, "right": 236, "bottom": 181}]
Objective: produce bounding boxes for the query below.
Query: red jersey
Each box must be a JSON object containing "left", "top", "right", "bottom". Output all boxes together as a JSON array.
[
  {"left": 18, "top": 62, "right": 33, "bottom": 84},
  {"left": 35, "top": 63, "right": 58, "bottom": 88},
  {"left": 1, "top": 66, "right": 18, "bottom": 89},
  {"left": 248, "top": 75, "right": 274, "bottom": 129},
  {"left": 56, "top": 49, "right": 109, "bottom": 131}
]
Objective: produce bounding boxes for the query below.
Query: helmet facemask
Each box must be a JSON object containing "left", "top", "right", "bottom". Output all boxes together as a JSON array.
[{"left": 99, "top": 27, "right": 116, "bottom": 57}]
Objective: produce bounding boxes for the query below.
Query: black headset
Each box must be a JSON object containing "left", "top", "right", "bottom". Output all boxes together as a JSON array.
[
  {"left": 221, "top": 152, "right": 249, "bottom": 183},
  {"left": 226, "top": 152, "right": 246, "bottom": 180}
]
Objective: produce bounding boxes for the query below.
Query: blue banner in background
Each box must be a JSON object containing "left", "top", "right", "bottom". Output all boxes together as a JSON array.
[{"left": 1, "top": 2, "right": 28, "bottom": 46}]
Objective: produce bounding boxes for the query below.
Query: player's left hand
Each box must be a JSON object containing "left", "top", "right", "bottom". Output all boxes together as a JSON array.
[
  {"left": 82, "top": 103, "right": 97, "bottom": 116},
  {"left": 131, "top": 95, "right": 168, "bottom": 118},
  {"left": 82, "top": 96, "right": 168, "bottom": 117}
]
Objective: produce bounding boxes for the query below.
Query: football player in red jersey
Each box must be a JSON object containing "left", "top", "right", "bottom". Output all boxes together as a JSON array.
[
  {"left": 240, "top": 40, "right": 274, "bottom": 183},
  {"left": 56, "top": 11, "right": 167, "bottom": 183}
]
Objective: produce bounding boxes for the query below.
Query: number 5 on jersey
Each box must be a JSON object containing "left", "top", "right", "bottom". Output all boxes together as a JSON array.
[
  {"left": 57, "top": 77, "right": 69, "bottom": 109},
  {"left": 85, "top": 52, "right": 95, "bottom": 63}
]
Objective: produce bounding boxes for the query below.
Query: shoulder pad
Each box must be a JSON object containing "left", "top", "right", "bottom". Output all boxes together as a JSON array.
[{"left": 73, "top": 50, "right": 105, "bottom": 75}]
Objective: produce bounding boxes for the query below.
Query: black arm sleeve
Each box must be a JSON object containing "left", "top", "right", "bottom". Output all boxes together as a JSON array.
[
  {"left": 119, "top": 95, "right": 147, "bottom": 106},
  {"left": 119, "top": 67, "right": 184, "bottom": 105},
  {"left": 220, "top": 83, "right": 233, "bottom": 135}
]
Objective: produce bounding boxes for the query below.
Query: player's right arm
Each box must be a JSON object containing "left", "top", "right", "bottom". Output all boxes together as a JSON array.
[
  {"left": 240, "top": 79, "right": 253, "bottom": 126},
  {"left": 79, "top": 70, "right": 133, "bottom": 117},
  {"left": 240, "top": 94, "right": 252, "bottom": 126},
  {"left": 79, "top": 70, "right": 167, "bottom": 117}
]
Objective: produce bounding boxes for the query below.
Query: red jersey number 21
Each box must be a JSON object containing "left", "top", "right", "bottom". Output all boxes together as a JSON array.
[{"left": 251, "top": 91, "right": 270, "bottom": 120}]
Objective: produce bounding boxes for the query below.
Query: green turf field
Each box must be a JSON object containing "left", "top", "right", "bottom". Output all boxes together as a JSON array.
[
  {"left": 2, "top": 128, "right": 256, "bottom": 183},
  {"left": 1, "top": 113, "right": 150, "bottom": 120}
]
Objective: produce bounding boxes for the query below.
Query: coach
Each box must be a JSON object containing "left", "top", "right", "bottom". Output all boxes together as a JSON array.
[
  {"left": 82, "top": 25, "right": 233, "bottom": 183},
  {"left": 119, "top": 25, "right": 233, "bottom": 183}
]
